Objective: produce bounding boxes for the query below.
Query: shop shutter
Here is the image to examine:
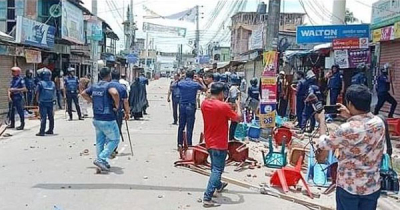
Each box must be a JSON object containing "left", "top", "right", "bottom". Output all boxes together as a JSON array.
[
  {"left": 379, "top": 41, "right": 400, "bottom": 116},
  {"left": 0, "top": 56, "right": 14, "bottom": 114}
]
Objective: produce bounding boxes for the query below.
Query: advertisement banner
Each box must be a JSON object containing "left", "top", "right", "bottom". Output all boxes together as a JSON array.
[
  {"left": 260, "top": 77, "right": 277, "bottom": 102},
  {"left": 371, "top": 0, "right": 400, "bottom": 29},
  {"left": 25, "top": 49, "right": 42, "bottom": 63},
  {"left": 15, "top": 16, "right": 56, "bottom": 49},
  {"left": 381, "top": 25, "right": 394, "bottom": 41},
  {"left": 249, "top": 25, "right": 263, "bottom": 50},
  {"left": 334, "top": 49, "right": 370, "bottom": 69},
  {"left": 262, "top": 51, "right": 278, "bottom": 76},
  {"left": 61, "top": 0, "right": 85, "bottom": 44},
  {"left": 296, "top": 24, "right": 370, "bottom": 44},
  {"left": 332, "top": 38, "right": 369, "bottom": 50},
  {"left": 260, "top": 102, "right": 277, "bottom": 115},
  {"left": 372, "top": 29, "right": 382, "bottom": 43},
  {"left": 85, "top": 16, "right": 103, "bottom": 41},
  {"left": 395, "top": 22, "right": 400, "bottom": 39},
  {"left": 143, "top": 22, "right": 186, "bottom": 37},
  {"left": 259, "top": 112, "right": 276, "bottom": 128}
]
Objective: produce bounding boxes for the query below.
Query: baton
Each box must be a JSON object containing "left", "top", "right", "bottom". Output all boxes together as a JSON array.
[
  {"left": 118, "top": 121, "right": 125, "bottom": 142},
  {"left": 125, "top": 119, "right": 133, "bottom": 156}
]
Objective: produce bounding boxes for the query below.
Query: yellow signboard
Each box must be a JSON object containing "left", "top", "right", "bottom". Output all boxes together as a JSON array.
[
  {"left": 372, "top": 29, "right": 382, "bottom": 43},
  {"left": 259, "top": 111, "right": 276, "bottom": 128},
  {"left": 261, "top": 77, "right": 277, "bottom": 86},
  {"left": 394, "top": 22, "right": 400, "bottom": 40}
]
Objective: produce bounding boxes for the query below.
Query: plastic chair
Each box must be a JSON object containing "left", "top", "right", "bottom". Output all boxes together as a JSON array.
[
  {"left": 234, "top": 122, "right": 248, "bottom": 141},
  {"left": 387, "top": 118, "right": 400, "bottom": 136},
  {"left": 306, "top": 146, "right": 336, "bottom": 187},
  {"left": 270, "top": 155, "right": 314, "bottom": 198},
  {"left": 247, "top": 119, "right": 261, "bottom": 139},
  {"left": 274, "top": 127, "right": 292, "bottom": 146},
  {"left": 262, "top": 135, "right": 287, "bottom": 168}
]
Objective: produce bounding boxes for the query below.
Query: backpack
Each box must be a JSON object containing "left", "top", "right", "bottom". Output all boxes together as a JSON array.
[{"left": 378, "top": 115, "right": 399, "bottom": 193}]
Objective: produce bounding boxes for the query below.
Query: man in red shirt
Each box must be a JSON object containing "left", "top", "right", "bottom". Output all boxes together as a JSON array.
[{"left": 201, "top": 82, "right": 242, "bottom": 207}]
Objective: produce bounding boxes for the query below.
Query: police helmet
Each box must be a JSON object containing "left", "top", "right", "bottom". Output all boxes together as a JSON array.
[
  {"left": 250, "top": 77, "right": 258, "bottom": 86},
  {"left": 230, "top": 74, "right": 240, "bottom": 85},
  {"left": 331, "top": 64, "right": 340, "bottom": 70},
  {"left": 11, "top": 66, "right": 21, "bottom": 72},
  {"left": 25, "top": 69, "right": 33, "bottom": 76}
]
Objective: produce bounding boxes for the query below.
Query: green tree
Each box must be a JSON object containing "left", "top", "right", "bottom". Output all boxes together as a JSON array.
[{"left": 345, "top": 9, "right": 358, "bottom": 23}]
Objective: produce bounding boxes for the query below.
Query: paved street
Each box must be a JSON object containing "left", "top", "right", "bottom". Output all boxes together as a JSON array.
[{"left": 0, "top": 78, "right": 309, "bottom": 210}]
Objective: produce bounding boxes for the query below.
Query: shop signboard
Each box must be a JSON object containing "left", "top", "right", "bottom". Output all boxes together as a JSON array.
[
  {"left": 262, "top": 51, "right": 278, "bottom": 77},
  {"left": 15, "top": 16, "right": 56, "bottom": 49},
  {"left": 334, "top": 49, "right": 370, "bottom": 69},
  {"left": 395, "top": 22, "right": 400, "bottom": 39},
  {"left": 259, "top": 111, "right": 276, "bottom": 128},
  {"left": 25, "top": 49, "right": 42, "bottom": 63},
  {"left": 372, "top": 25, "right": 397, "bottom": 42},
  {"left": 260, "top": 102, "right": 276, "bottom": 115},
  {"left": 61, "top": 0, "right": 85, "bottom": 44},
  {"left": 143, "top": 22, "right": 187, "bottom": 37},
  {"left": 371, "top": 0, "right": 400, "bottom": 29},
  {"left": 296, "top": 24, "right": 370, "bottom": 44},
  {"left": 85, "top": 16, "right": 103, "bottom": 41},
  {"left": 260, "top": 77, "right": 277, "bottom": 102},
  {"left": 332, "top": 38, "right": 369, "bottom": 50}
]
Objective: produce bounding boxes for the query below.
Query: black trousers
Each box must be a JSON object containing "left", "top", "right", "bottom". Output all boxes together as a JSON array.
[
  {"left": 277, "top": 97, "right": 288, "bottom": 117},
  {"left": 66, "top": 93, "right": 82, "bottom": 119},
  {"left": 229, "top": 121, "right": 238, "bottom": 140},
  {"left": 374, "top": 92, "right": 397, "bottom": 118},
  {"left": 172, "top": 97, "right": 179, "bottom": 123}
]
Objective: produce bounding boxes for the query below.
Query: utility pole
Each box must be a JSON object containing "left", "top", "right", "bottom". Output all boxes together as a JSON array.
[
  {"left": 145, "top": 32, "right": 149, "bottom": 77},
  {"left": 265, "top": 0, "right": 281, "bottom": 51},
  {"left": 332, "top": 0, "right": 346, "bottom": 24},
  {"left": 129, "top": 0, "right": 135, "bottom": 81},
  {"left": 91, "top": 0, "right": 99, "bottom": 83},
  {"left": 195, "top": 5, "right": 200, "bottom": 57}
]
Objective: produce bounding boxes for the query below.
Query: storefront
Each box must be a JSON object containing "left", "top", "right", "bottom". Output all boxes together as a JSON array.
[{"left": 370, "top": 0, "right": 400, "bottom": 116}]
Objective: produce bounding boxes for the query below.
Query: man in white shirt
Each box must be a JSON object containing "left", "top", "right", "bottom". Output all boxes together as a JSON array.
[{"left": 119, "top": 74, "right": 130, "bottom": 95}]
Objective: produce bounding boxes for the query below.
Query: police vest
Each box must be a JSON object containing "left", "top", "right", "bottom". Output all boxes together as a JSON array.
[
  {"left": 296, "top": 79, "right": 307, "bottom": 97},
  {"left": 25, "top": 78, "right": 35, "bottom": 91},
  {"left": 377, "top": 75, "right": 390, "bottom": 93},
  {"left": 249, "top": 86, "right": 260, "bottom": 100},
  {"left": 328, "top": 73, "right": 342, "bottom": 89},
  {"left": 92, "top": 81, "right": 113, "bottom": 116},
  {"left": 66, "top": 77, "right": 78, "bottom": 93},
  {"left": 39, "top": 81, "right": 55, "bottom": 103},
  {"left": 351, "top": 73, "right": 367, "bottom": 86}
]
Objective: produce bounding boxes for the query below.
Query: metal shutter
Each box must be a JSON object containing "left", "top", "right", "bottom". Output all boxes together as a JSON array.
[
  {"left": 0, "top": 56, "right": 14, "bottom": 114},
  {"left": 379, "top": 41, "right": 400, "bottom": 116}
]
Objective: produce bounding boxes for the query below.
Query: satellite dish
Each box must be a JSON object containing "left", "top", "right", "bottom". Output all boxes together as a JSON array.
[{"left": 49, "top": 4, "right": 62, "bottom": 18}]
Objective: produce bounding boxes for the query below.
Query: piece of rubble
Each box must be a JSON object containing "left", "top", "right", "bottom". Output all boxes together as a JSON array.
[
  {"left": 187, "top": 192, "right": 192, "bottom": 195},
  {"left": 197, "top": 198, "right": 202, "bottom": 203},
  {"left": 143, "top": 176, "right": 149, "bottom": 180},
  {"left": 158, "top": 195, "right": 164, "bottom": 199},
  {"left": 247, "top": 174, "right": 252, "bottom": 177}
]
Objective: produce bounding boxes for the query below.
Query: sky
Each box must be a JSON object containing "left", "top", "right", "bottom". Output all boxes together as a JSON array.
[{"left": 80, "top": 0, "right": 376, "bottom": 53}]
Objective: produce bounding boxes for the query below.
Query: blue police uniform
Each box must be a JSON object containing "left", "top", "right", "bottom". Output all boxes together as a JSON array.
[
  {"left": 351, "top": 72, "right": 367, "bottom": 86},
  {"left": 170, "top": 80, "right": 180, "bottom": 124},
  {"left": 328, "top": 72, "right": 343, "bottom": 105},
  {"left": 86, "top": 81, "right": 120, "bottom": 167},
  {"left": 296, "top": 78, "right": 307, "bottom": 125},
  {"left": 247, "top": 86, "right": 260, "bottom": 101},
  {"left": 64, "top": 75, "right": 82, "bottom": 120},
  {"left": 300, "top": 78, "right": 319, "bottom": 132},
  {"left": 24, "top": 76, "right": 35, "bottom": 106},
  {"left": 374, "top": 74, "right": 397, "bottom": 118},
  {"left": 177, "top": 78, "right": 203, "bottom": 146},
  {"left": 9, "top": 76, "right": 26, "bottom": 129},
  {"left": 110, "top": 79, "right": 128, "bottom": 130},
  {"left": 37, "top": 75, "right": 56, "bottom": 135}
]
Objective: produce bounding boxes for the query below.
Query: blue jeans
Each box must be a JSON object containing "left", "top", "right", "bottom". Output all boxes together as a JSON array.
[
  {"left": 204, "top": 149, "right": 228, "bottom": 201},
  {"left": 172, "top": 97, "right": 179, "bottom": 123},
  {"left": 92, "top": 120, "right": 120, "bottom": 163},
  {"left": 336, "top": 187, "right": 380, "bottom": 210},
  {"left": 177, "top": 103, "right": 196, "bottom": 146},
  {"left": 39, "top": 102, "right": 54, "bottom": 134},
  {"left": 301, "top": 104, "right": 315, "bottom": 131}
]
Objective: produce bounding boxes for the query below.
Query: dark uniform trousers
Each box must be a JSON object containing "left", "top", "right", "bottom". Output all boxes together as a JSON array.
[
  {"left": 9, "top": 96, "right": 25, "bottom": 126},
  {"left": 172, "top": 96, "right": 180, "bottom": 124},
  {"left": 374, "top": 92, "right": 398, "bottom": 118},
  {"left": 66, "top": 92, "right": 82, "bottom": 119},
  {"left": 178, "top": 103, "right": 196, "bottom": 146},
  {"left": 39, "top": 102, "right": 54, "bottom": 134}
]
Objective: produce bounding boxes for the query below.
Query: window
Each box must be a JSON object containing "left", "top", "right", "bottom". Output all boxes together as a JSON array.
[{"left": 7, "top": 0, "right": 15, "bottom": 7}]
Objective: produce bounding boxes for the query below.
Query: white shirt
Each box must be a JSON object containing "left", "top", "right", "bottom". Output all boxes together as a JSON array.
[{"left": 119, "top": 79, "right": 130, "bottom": 93}]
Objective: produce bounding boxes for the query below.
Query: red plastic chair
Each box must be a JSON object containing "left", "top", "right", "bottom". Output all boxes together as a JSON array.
[
  {"left": 274, "top": 127, "right": 292, "bottom": 146},
  {"left": 270, "top": 155, "right": 313, "bottom": 198},
  {"left": 387, "top": 118, "right": 400, "bottom": 136}
]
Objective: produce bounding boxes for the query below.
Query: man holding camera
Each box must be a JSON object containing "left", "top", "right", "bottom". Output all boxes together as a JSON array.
[{"left": 316, "top": 85, "right": 384, "bottom": 210}]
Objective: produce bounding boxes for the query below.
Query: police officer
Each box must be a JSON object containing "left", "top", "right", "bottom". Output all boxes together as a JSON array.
[
  {"left": 24, "top": 69, "right": 35, "bottom": 106},
  {"left": 351, "top": 63, "right": 368, "bottom": 86},
  {"left": 64, "top": 67, "right": 83, "bottom": 121},
  {"left": 326, "top": 64, "right": 344, "bottom": 106},
  {"left": 35, "top": 68, "right": 56, "bottom": 136},
  {"left": 7, "top": 67, "right": 27, "bottom": 130},
  {"left": 168, "top": 73, "right": 181, "bottom": 125},
  {"left": 300, "top": 70, "right": 318, "bottom": 133},
  {"left": 374, "top": 66, "right": 397, "bottom": 118},
  {"left": 177, "top": 70, "right": 207, "bottom": 148},
  {"left": 246, "top": 78, "right": 260, "bottom": 112},
  {"left": 292, "top": 71, "right": 307, "bottom": 128},
  {"left": 110, "top": 70, "right": 130, "bottom": 157},
  {"left": 81, "top": 67, "right": 120, "bottom": 172},
  {"left": 219, "top": 74, "right": 230, "bottom": 100}
]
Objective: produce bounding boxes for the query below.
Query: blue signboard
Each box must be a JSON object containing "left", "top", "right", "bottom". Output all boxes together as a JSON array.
[
  {"left": 126, "top": 54, "right": 138, "bottom": 64},
  {"left": 15, "top": 16, "right": 56, "bottom": 49},
  {"left": 296, "top": 24, "right": 370, "bottom": 44}
]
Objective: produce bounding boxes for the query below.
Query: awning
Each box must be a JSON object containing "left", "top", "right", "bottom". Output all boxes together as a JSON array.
[{"left": 0, "top": 31, "right": 14, "bottom": 42}]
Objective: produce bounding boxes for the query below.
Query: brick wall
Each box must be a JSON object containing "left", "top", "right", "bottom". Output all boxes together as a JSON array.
[{"left": 0, "top": 55, "right": 14, "bottom": 114}]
